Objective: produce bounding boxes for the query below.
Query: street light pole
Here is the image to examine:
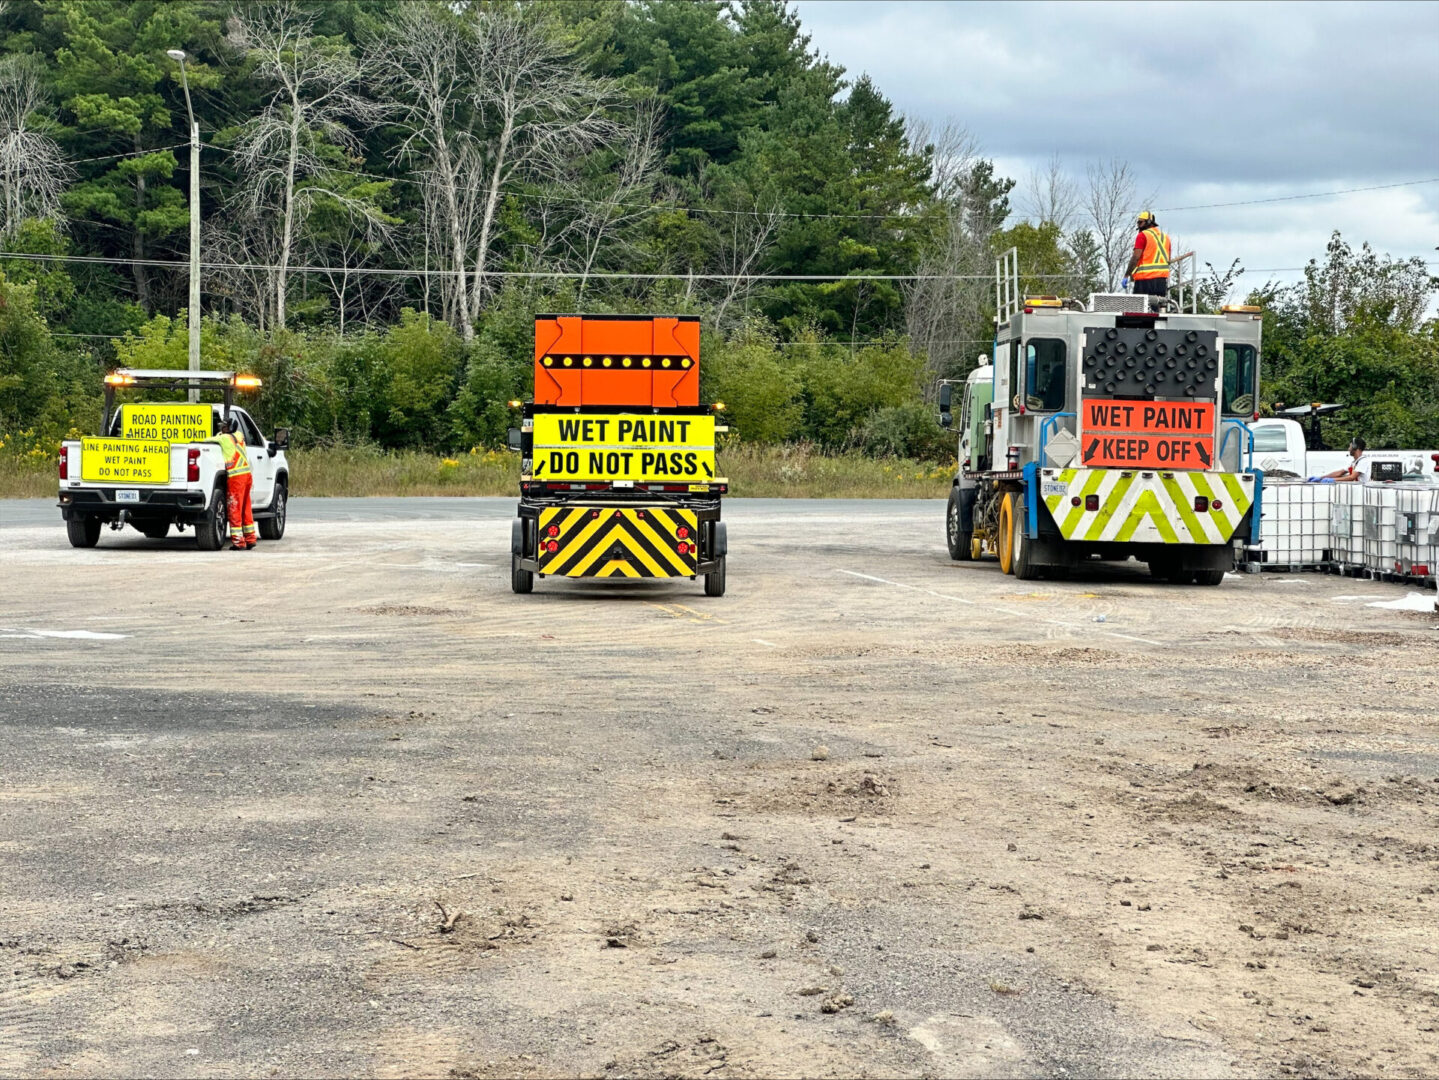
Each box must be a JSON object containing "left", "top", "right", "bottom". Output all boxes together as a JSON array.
[{"left": 168, "top": 50, "right": 201, "bottom": 403}]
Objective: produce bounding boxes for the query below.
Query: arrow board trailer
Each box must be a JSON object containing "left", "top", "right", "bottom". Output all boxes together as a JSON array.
[
  {"left": 511, "top": 315, "right": 728, "bottom": 596},
  {"left": 940, "top": 292, "right": 1265, "bottom": 585}
]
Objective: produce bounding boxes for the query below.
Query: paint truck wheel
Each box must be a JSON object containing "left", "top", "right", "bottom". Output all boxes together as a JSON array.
[
  {"left": 511, "top": 553, "right": 534, "bottom": 594},
  {"left": 1010, "top": 495, "right": 1041, "bottom": 581},
  {"left": 66, "top": 517, "right": 101, "bottom": 548},
  {"left": 946, "top": 489, "right": 972, "bottom": 561},
  {"left": 1192, "top": 568, "right": 1225, "bottom": 586},
  {"left": 704, "top": 555, "right": 727, "bottom": 597},
  {"left": 997, "top": 493, "right": 1016, "bottom": 574},
  {"left": 197, "top": 482, "right": 228, "bottom": 551}
]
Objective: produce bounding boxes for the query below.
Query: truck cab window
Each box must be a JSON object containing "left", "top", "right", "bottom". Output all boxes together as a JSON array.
[
  {"left": 1222, "top": 344, "right": 1257, "bottom": 415},
  {"left": 1024, "top": 339, "right": 1067, "bottom": 412},
  {"left": 1007, "top": 340, "right": 1021, "bottom": 409},
  {"left": 237, "top": 412, "right": 263, "bottom": 446},
  {"left": 1252, "top": 425, "right": 1288, "bottom": 453}
]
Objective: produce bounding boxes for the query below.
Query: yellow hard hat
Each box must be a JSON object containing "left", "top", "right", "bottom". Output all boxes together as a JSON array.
[{"left": 1137, "top": 210, "right": 1156, "bottom": 224}]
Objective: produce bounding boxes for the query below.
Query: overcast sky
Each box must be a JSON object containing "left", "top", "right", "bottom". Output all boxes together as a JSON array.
[{"left": 792, "top": 0, "right": 1439, "bottom": 297}]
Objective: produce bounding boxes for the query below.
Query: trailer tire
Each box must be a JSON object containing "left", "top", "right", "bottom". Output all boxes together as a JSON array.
[
  {"left": 1010, "top": 496, "right": 1041, "bottom": 581},
  {"left": 946, "top": 489, "right": 973, "bottom": 561},
  {"left": 197, "top": 482, "right": 229, "bottom": 551},
  {"left": 511, "top": 554, "right": 534, "bottom": 594},
  {"left": 66, "top": 516, "right": 101, "bottom": 548},
  {"left": 997, "top": 492, "right": 1017, "bottom": 574},
  {"left": 704, "top": 555, "right": 727, "bottom": 597}
]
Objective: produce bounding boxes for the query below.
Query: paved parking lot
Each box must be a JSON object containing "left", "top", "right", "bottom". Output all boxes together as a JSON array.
[{"left": 2, "top": 497, "right": 1436, "bottom": 1078}]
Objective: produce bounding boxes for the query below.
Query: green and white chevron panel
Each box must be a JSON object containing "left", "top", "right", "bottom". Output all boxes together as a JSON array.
[{"left": 1039, "top": 468, "right": 1255, "bottom": 545}]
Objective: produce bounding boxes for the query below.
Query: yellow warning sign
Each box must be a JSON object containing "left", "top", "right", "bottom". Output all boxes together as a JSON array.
[
  {"left": 531, "top": 413, "right": 716, "bottom": 483},
  {"left": 121, "top": 404, "right": 212, "bottom": 442},
  {"left": 80, "top": 438, "right": 172, "bottom": 484}
]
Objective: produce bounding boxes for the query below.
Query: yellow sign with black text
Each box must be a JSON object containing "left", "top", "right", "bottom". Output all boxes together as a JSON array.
[
  {"left": 121, "top": 404, "right": 212, "bottom": 442},
  {"left": 531, "top": 413, "right": 717, "bottom": 483},
  {"left": 80, "top": 438, "right": 172, "bottom": 485}
]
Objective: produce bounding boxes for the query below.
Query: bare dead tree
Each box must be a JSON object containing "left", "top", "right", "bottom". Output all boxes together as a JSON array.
[
  {"left": 226, "top": 1, "right": 390, "bottom": 330},
  {"left": 907, "top": 117, "right": 979, "bottom": 203},
  {"left": 204, "top": 207, "right": 283, "bottom": 333},
  {"left": 465, "top": 9, "right": 621, "bottom": 317},
  {"left": 0, "top": 54, "right": 70, "bottom": 237},
  {"left": 710, "top": 191, "right": 782, "bottom": 332},
  {"left": 1083, "top": 158, "right": 1155, "bottom": 290},
  {"left": 365, "top": 1, "right": 481, "bottom": 337},
  {"left": 1022, "top": 153, "right": 1079, "bottom": 231}
]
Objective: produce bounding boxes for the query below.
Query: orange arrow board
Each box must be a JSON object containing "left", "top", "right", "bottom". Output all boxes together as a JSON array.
[{"left": 1081, "top": 399, "right": 1215, "bottom": 469}]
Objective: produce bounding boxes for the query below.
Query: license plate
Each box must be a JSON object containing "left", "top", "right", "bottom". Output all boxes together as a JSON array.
[
  {"left": 115, "top": 490, "right": 140, "bottom": 503},
  {"left": 1041, "top": 480, "right": 1069, "bottom": 498}
]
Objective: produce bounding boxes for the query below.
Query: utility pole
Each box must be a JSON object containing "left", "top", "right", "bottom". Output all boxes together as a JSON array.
[{"left": 168, "top": 50, "right": 201, "bottom": 403}]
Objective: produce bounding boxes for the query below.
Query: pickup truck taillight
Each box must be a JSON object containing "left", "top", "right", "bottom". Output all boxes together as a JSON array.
[
  {"left": 187, "top": 447, "right": 201, "bottom": 483},
  {"left": 59, "top": 446, "right": 68, "bottom": 480},
  {"left": 1432, "top": 453, "right": 1439, "bottom": 474}
]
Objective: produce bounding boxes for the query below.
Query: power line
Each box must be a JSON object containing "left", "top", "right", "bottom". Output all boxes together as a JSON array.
[
  {"left": 65, "top": 143, "right": 191, "bottom": 166},
  {"left": 1157, "top": 178, "right": 1439, "bottom": 214}
]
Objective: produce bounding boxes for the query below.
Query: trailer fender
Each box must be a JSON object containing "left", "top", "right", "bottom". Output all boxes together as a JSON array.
[
  {"left": 956, "top": 484, "right": 977, "bottom": 532},
  {"left": 511, "top": 517, "right": 526, "bottom": 556},
  {"left": 710, "top": 520, "right": 728, "bottom": 559}
]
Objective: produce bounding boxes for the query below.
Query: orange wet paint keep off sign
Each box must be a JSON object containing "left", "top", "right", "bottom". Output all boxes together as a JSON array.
[{"left": 1080, "top": 399, "right": 1215, "bottom": 469}]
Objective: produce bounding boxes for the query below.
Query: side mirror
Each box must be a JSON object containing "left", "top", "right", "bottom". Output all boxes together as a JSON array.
[
  {"left": 506, "top": 427, "right": 522, "bottom": 452},
  {"left": 938, "top": 384, "right": 953, "bottom": 411},
  {"left": 272, "top": 428, "right": 290, "bottom": 451}
]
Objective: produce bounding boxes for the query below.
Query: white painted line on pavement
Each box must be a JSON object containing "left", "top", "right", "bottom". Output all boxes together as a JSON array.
[
  {"left": 834, "top": 569, "right": 1162, "bottom": 646},
  {"left": 753, "top": 638, "right": 778, "bottom": 648}
]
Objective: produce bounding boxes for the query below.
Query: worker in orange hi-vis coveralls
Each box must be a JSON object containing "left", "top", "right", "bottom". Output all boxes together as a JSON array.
[{"left": 206, "top": 416, "right": 256, "bottom": 549}]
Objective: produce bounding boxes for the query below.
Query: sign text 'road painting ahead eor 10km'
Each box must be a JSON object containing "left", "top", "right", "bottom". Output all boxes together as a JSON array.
[
  {"left": 1080, "top": 399, "right": 1216, "bottom": 469},
  {"left": 79, "top": 438, "right": 171, "bottom": 484},
  {"left": 120, "top": 404, "right": 212, "bottom": 442},
  {"left": 532, "top": 413, "right": 717, "bottom": 483}
]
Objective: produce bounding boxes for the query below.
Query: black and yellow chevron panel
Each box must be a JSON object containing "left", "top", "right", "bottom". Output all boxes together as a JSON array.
[{"left": 537, "top": 506, "right": 699, "bottom": 578}]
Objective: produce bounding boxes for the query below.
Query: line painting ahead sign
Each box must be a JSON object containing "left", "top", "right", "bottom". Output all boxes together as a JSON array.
[
  {"left": 1081, "top": 400, "right": 1215, "bottom": 469},
  {"left": 531, "top": 413, "right": 717, "bottom": 482}
]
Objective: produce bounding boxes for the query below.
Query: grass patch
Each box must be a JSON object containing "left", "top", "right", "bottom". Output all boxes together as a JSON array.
[{"left": 1, "top": 442, "right": 955, "bottom": 499}]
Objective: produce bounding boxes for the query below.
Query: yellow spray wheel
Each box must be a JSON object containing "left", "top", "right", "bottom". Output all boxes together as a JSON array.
[
  {"left": 971, "top": 535, "right": 984, "bottom": 560},
  {"left": 997, "top": 493, "right": 1016, "bottom": 574}
]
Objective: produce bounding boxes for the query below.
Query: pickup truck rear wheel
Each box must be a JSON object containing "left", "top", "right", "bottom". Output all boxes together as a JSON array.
[
  {"left": 66, "top": 517, "right": 101, "bottom": 548},
  {"left": 197, "top": 482, "right": 229, "bottom": 551},
  {"left": 259, "top": 479, "right": 287, "bottom": 540}
]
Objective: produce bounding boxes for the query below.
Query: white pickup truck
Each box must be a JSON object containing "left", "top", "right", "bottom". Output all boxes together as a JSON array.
[
  {"left": 1249, "top": 418, "right": 1439, "bottom": 483},
  {"left": 57, "top": 368, "right": 290, "bottom": 549}
]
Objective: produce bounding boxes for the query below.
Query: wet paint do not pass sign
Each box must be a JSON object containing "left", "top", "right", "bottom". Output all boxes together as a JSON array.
[{"left": 1081, "top": 399, "right": 1215, "bottom": 469}]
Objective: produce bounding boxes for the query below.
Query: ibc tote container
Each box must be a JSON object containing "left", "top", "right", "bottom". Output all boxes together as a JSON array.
[
  {"left": 1329, "top": 483, "right": 1365, "bottom": 567},
  {"left": 1363, "top": 485, "right": 1400, "bottom": 576},
  {"left": 1393, "top": 485, "right": 1439, "bottom": 582},
  {"left": 1257, "top": 481, "right": 1333, "bottom": 567}
]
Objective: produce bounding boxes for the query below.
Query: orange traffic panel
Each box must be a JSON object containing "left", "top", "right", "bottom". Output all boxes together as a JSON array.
[{"left": 534, "top": 315, "right": 700, "bottom": 406}]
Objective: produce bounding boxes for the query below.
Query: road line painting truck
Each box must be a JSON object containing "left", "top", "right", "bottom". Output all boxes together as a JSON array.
[
  {"left": 940, "top": 256, "right": 1264, "bottom": 585},
  {"left": 509, "top": 314, "right": 728, "bottom": 596},
  {"left": 58, "top": 368, "right": 290, "bottom": 550}
]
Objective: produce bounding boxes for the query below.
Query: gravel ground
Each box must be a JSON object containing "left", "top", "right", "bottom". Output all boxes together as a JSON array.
[{"left": 2, "top": 497, "right": 1437, "bottom": 1078}]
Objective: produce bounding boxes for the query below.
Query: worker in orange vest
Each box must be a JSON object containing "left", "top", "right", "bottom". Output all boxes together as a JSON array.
[
  {"left": 1124, "top": 210, "right": 1171, "bottom": 299},
  {"left": 206, "top": 415, "right": 257, "bottom": 549}
]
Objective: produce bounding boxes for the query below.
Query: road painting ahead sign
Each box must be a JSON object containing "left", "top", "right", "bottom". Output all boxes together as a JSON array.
[
  {"left": 531, "top": 413, "right": 717, "bottom": 483},
  {"left": 80, "top": 438, "right": 171, "bottom": 484},
  {"left": 121, "top": 404, "right": 212, "bottom": 442},
  {"left": 1080, "top": 400, "right": 1215, "bottom": 469}
]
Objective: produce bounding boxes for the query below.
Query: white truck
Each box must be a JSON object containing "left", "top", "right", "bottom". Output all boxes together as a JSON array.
[
  {"left": 1249, "top": 416, "right": 1439, "bottom": 483},
  {"left": 57, "top": 369, "right": 290, "bottom": 549}
]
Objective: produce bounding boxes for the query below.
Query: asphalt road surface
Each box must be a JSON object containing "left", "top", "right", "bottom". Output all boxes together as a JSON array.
[{"left": 2, "top": 498, "right": 1436, "bottom": 1078}]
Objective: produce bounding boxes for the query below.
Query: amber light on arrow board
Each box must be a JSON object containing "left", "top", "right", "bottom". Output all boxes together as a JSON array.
[{"left": 232, "top": 374, "right": 263, "bottom": 390}]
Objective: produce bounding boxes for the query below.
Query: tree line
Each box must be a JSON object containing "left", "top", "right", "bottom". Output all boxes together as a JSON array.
[{"left": 1, "top": 0, "right": 1435, "bottom": 457}]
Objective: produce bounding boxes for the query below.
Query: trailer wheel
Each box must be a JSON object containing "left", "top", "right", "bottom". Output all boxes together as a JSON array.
[
  {"left": 997, "top": 493, "right": 1017, "bottom": 574},
  {"left": 511, "top": 554, "right": 534, "bottom": 594},
  {"left": 197, "top": 482, "right": 229, "bottom": 551},
  {"left": 66, "top": 516, "right": 101, "bottom": 548},
  {"left": 704, "top": 555, "right": 727, "bottom": 597},
  {"left": 1010, "top": 496, "right": 1041, "bottom": 581},
  {"left": 946, "top": 489, "right": 972, "bottom": 561}
]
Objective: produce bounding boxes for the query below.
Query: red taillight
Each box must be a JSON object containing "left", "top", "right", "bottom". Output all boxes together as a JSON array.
[
  {"left": 590, "top": 509, "right": 599, "bottom": 518},
  {"left": 1431, "top": 454, "right": 1439, "bottom": 473},
  {"left": 1085, "top": 494, "right": 1100, "bottom": 511},
  {"left": 1070, "top": 496, "right": 1081, "bottom": 507},
  {"left": 677, "top": 526, "right": 690, "bottom": 539},
  {"left": 1212, "top": 499, "right": 1224, "bottom": 511},
  {"left": 1194, "top": 495, "right": 1209, "bottom": 512},
  {"left": 546, "top": 541, "right": 558, "bottom": 553},
  {"left": 187, "top": 447, "right": 200, "bottom": 483},
  {"left": 546, "top": 525, "right": 558, "bottom": 537},
  {"left": 59, "top": 446, "right": 68, "bottom": 480},
  {"left": 677, "top": 542, "right": 690, "bottom": 555}
]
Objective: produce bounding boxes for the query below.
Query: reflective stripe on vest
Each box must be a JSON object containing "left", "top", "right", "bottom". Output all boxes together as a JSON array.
[
  {"left": 216, "top": 432, "right": 251, "bottom": 477},
  {"left": 1134, "top": 228, "right": 1171, "bottom": 280}
]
